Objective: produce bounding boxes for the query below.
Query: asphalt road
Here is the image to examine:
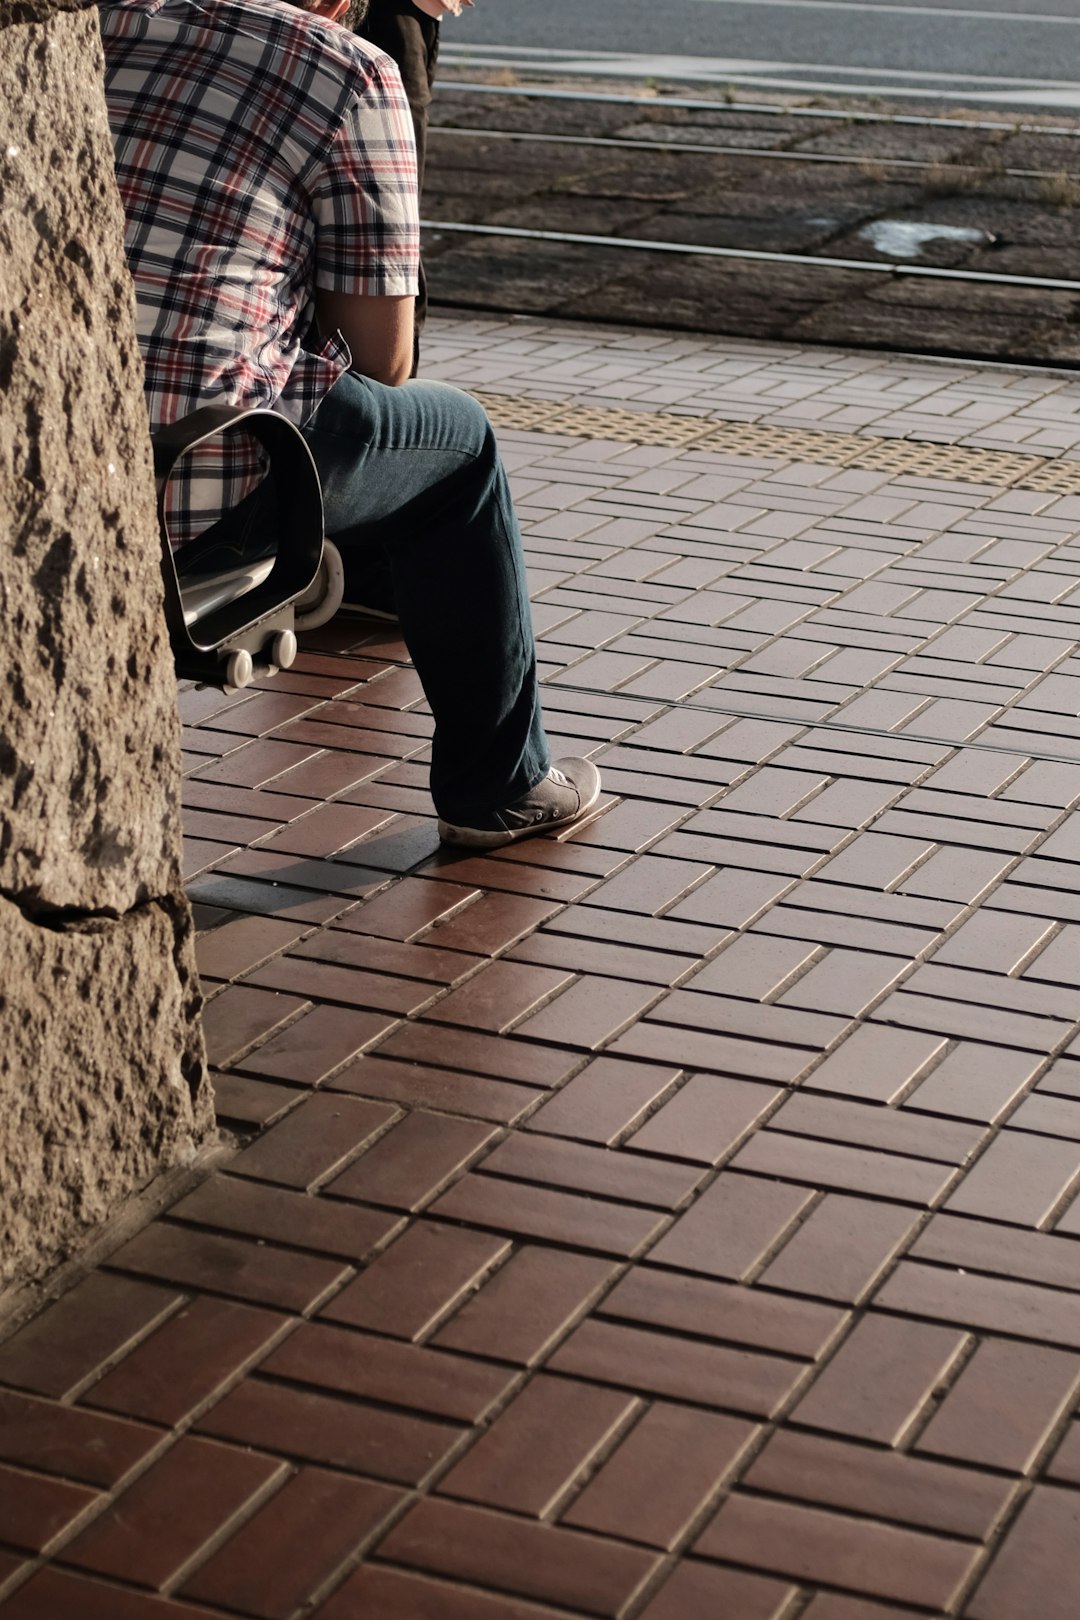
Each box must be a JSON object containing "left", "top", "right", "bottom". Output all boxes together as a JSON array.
[{"left": 442, "top": 0, "right": 1080, "bottom": 110}]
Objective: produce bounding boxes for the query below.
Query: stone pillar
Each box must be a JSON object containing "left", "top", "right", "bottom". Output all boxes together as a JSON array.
[{"left": 0, "top": 0, "right": 213, "bottom": 1290}]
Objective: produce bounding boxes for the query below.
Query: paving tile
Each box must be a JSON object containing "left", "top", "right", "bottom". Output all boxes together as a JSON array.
[
  {"left": 549, "top": 1318, "right": 804, "bottom": 1418},
  {"left": 665, "top": 867, "right": 793, "bottom": 928},
  {"left": 1013, "top": 1091, "right": 1080, "bottom": 1149},
  {"left": 376, "top": 1497, "right": 658, "bottom": 1618},
  {"left": 525, "top": 1056, "right": 680, "bottom": 1145},
  {"left": 913, "top": 1211, "right": 1080, "bottom": 1292},
  {"left": 195, "top": 915, "right": 311, "bottom": 981},
  {"left": 170, "top": 1174, "right": 400, "bottom": 1261},
  {"left": 758, "top": 1194, "right": 921, "bottom": 1304},
  {"left": 245, "top": 953, "right": 438, "bottom": 1016},
  {"left": 1046, "top": 1423, "right": 1080, "bottom": 1485},
  {"left": 0, "top": 1391, "right": 158, "bottom": 1487},
  {"left": 187, "top": 874, "right": 356, "bottom": 926},
  {"left": 254, "top": 799, "right": 400, "bottom": 860},
  {"left": 227, "top": 1093, "right": 398, "bottom": 1190},
  {"left": 966, "top": 1485, "right": 1080, "bottom": 1620},
  {"left": 433, "top": 1246, "right": 617, "bottom": 1365},
  {"left": 769, "top": 1092, "right": 981, "bottom": 1164},
  {"left": 647, "top": 1172, "right": 812, "bottom": 1281},
  {"left": 81, "top": 1297, "right": 287, "bottom": 1426},
  {"left": 562, "top": 1403, "right": 755, "bottom": 1548},
  {"left": 934, "top": 910, "right": 1058, "bottom": 973},
  {"left": 877, "top": 1262, "right": 1080, "bottom": 1349},
  {"left": 325, "top": 1111, "right": 497, "bottom": 1210},
  {"left": 181, "top": 1468, "right": 403, "bottom": 1618},
  {"left": 730, "top": 1132, "right": 955, "bottom": 1205},
  {"left": 601, "top": 1267, "right": 844, "bottom": 1360},
  {"left": 107, "top": 1224, "right": 351, "bottom": 1313},
  {"left": 325, "top": 877, "right": 480, "bottom": 941},
  {"left": 636, "top": 1561, "right": 797, "bottom": 1620},
  {"left": 261, "top": 1321, "right": 515, "bottom": 1423},
  {"left": 611, "top": 1020, "right": 811, "bottom": 1084},
  {"left": 476, "top": 1134, "right": 696, "bottom": 1211},
  {"left": 196, "top": 1377, "right": 460, "bottom": 1484},
  {"left": 328, "top": 1054, "right": 542, "bottom": 1124},
  {"left": 624, "top": 1075, "right": 778, "bottom": 1164},
  {"left": 423, "top": 851, "right": 597, "bottom": 903},
  {"left": 291, "top": 928, "right": 484, "bottom": 987},
  {"left": 803, "top": 1023, "right": 945, "bottom": 1101},
  {"left": 0, "top": 1464, "right": 99, "bottom": 1553},
  {"left": 0, "top": 1569, "right": 223, "bottom": 1620},
  {"left": 200, "top": 984, "right": 309, "bottom": 1067},
  {"left": 210, "top": 1072, "right": 303, "bottom": 1125},
  {"left": 799, "top": 1599, "right": 926, "bottom": 1620},
  {"left": 315, "top": 1565, "right": 570, "bottom": 1620},
  {"left": 320, "top": 1221, "right": 510, "bottom": 1340},
  {"left": 431, "top": 1174, "right": 666, "bottom": 1257},
  {"left": 647, "top": 986, "right": 845, "bottom": 1050},
  {"left": 420, "top": 890, "right": 565, "bottom": 955},
  {"left": 60, "top": 1435, "right": 285, "bottom": 1588},
  {"left": 544, "top": 902, "right": 720, "bottom": 961},
  {"left": 556, "top": 824, "right": 699, "bottom": 895},
  {"left": 378, "top": 1021, "right": 577, "bottom": 1088},
  {"left": 0, "top": 1274, "right": 181, "bottom": 1399},
  {"left": 439, "top": 1375, "right": 638, "bottom": 1516},
  {"left": 695, "top": 1494, "right": 979, "bottom": 1610},
  {"left": 745, "top": 1428, "right": 1012, "bottom": 1538},
  {"left": 230, "top": 999, "right": 398, "bottom": 1084},
  {"left": 944, "top": 1132, "right": 1080, "bottom": 1226},
  {"left": 790, "top": 1314, "right": 967, "bottom": 1444},
  {"left": 916, "top": 1338, "right": 1080, "bottom": 1472},
  {"left": 683, "top": 933, "right": 822, "bottom": 999},
  {"left": 779, "top": 948, "right": 908, "bottom": 1018},
  {"left": 903, "top": 1042, "right": 1041, "bottom": 1122},
  {"left": 512, "top": 975, "right": 663, "bottom": 1047}
]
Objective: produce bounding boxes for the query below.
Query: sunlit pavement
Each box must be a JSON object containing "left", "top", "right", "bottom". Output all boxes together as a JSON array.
[{"left": 4, "top": 314, "right": 1080, "bottom": 1618}]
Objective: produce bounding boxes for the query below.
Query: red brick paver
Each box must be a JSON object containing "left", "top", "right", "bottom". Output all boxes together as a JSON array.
[{"left": 6, "top": 315, "right": 1080, "bottom": 1617}]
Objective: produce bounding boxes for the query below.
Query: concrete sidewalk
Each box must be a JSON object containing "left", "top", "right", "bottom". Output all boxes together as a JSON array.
[{"left": 3, "top": 315, "right": 1080, "bottom": 1618}]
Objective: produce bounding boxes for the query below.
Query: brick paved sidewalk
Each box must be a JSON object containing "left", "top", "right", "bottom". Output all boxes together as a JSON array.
[{"left": 4, "top": 316, "right": 1080, "bottom": 1618}]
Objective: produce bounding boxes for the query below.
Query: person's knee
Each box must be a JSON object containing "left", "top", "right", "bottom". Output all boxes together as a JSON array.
[{"left": 419, "top": 380, "right": 498, "bottom": 463}]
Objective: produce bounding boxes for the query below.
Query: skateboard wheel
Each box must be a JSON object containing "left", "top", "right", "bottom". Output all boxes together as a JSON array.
[
  {"left": 270, "top": 630, "right": 297, "bottom": 669},
  {"left": 225, "top": 648, "right": 254, "bottom": 689},
  {"left": 294, "top": 540, "right": 344, "bottom": 632}
]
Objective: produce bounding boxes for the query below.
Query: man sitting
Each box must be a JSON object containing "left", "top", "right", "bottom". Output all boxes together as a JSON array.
[{"left": 99, "top": 0, "right": 601, "bottom": 847}]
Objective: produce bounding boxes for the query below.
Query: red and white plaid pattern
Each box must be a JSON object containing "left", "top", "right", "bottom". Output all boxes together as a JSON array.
[{"left": 101, "top": 0, "right": 419, "bottom": 545}]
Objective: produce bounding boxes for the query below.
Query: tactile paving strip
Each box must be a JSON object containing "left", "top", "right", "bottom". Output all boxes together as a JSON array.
[{"left": 473, "top": 391, "right": 1080, "bottom": 493}]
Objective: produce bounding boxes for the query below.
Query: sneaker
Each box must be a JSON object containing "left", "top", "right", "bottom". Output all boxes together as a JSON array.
[{"left": 438, "top": 758, "right": 602, "bottom": 848}]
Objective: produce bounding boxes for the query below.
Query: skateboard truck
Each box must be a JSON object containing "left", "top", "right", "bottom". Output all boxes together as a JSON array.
[{"left": 154, "top": 404, "right": 344, "bottom": 690}]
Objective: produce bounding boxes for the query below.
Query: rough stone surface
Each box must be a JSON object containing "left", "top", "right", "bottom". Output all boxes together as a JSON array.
[
  {"left": 0, "top": 6, "right": 212, "bottom": 1289},
  {"left": 3, "top": 897, "right": 207, "bottom": 1281}
]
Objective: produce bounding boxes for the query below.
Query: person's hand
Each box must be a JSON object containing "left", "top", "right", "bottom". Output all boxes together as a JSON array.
[{"left": 412, "top": 0, "right": 473, "bottom": 17}]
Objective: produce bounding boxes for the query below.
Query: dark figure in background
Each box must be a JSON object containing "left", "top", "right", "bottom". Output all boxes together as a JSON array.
[{"left": 356, "top": 0, "right": 471, "bottom": 370}]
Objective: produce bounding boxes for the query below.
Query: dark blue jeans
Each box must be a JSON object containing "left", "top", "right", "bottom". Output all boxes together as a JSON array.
[{"left": 302, "top": 371, "right": 550, "bottom": 822}]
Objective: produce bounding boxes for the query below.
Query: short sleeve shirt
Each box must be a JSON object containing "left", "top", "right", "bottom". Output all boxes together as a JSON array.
[{"left": 100, "top": 0, "right": 419, "bottom": 543}]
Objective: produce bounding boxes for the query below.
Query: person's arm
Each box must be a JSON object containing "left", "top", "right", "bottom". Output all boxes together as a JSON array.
[{"left": 316, "top": 289, "right": 414, "bottom": 386}]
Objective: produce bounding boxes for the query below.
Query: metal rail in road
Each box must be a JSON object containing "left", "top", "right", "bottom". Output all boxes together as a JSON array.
[
  {"left": 440, "top": 78, "right": 1080, "bottom": 138},
  {"left": 422, "top": 220, "right": 1080, "bottom": 296}
]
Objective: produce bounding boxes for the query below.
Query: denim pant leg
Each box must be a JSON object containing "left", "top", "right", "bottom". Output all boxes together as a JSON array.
[{"left": 302, "top": 372, "right": 550, "bottom": 822}]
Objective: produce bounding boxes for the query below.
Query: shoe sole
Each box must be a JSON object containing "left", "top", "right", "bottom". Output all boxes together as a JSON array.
[{"left": 437, "top": 768, "right": 603, "bottom": 849}]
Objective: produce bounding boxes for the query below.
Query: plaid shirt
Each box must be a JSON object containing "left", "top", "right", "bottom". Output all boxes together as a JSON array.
[{"left": 100, "top": 0, "right": 419, "bottom": 545}]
